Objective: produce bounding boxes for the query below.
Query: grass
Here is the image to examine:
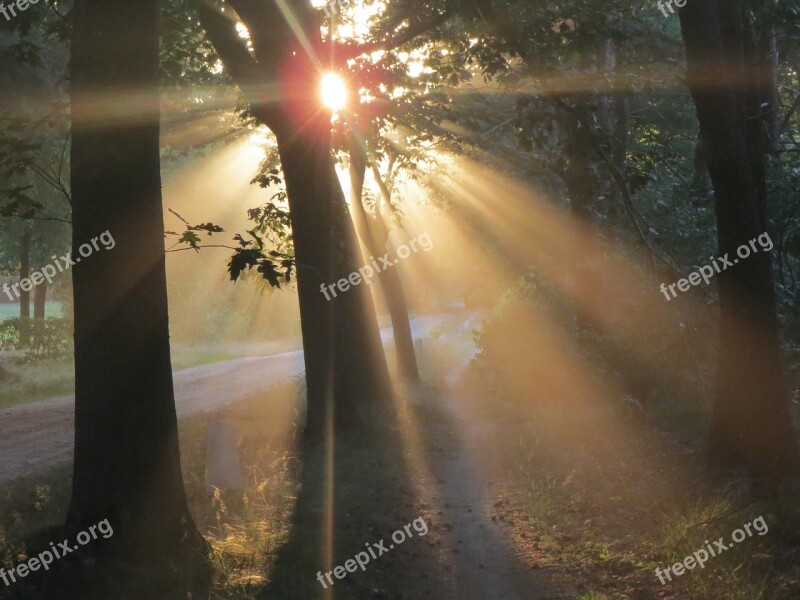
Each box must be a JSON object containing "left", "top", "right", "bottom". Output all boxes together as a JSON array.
[
  {"left": 170, "top": 346, "right": 239, "bottom": 371},
  {"left": 464, "top": 279, "right": 800, "bottom": 599},
  {"left": 0, "top": 360, "right": 75, "bottom": 409},
  {"left": 462, "top": 369, "right": 800, "bottom": 600},
  {"left": 0, "top": 381, "right": 303, "bottom": 599},
  {"left": 0, "top": 302, "right": 62, "bottom": 320},
  {"left": 177, "top": 381, "right": 303, "bottom": 599},
  {"left": 0, "top": 334, "right": 457, "bottom": 599}
]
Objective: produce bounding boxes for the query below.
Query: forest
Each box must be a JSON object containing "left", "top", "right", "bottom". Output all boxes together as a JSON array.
[{"left": 1, "top": 0, "right": 800, "bottom": 598}]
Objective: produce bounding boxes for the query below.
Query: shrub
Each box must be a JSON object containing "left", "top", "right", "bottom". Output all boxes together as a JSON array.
[{"left": 0, "top": 318, "right": 72, "bottom": 362}]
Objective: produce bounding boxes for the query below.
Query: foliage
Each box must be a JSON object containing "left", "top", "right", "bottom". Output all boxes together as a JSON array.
[{"left": 0, "top": 317, "right": 72, "bottom": 361}]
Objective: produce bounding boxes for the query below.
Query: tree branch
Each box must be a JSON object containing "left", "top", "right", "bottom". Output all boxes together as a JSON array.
[
  {"left": 335, "top": 8, "right": 454, "bottom": 61},
  {"left": 193, "top": 0, "right": 282, "bottom": 128}
]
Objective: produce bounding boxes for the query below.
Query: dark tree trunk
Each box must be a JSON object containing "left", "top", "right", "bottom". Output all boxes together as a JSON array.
[
  {"left": 758, "top": 26, "right": 780, "bottom": 155},
  {"left": 196, "top": 0, "right": 394, "bottom": 441},
  {"left": 33, "top": 281, "right": 47, "bottom": 350},
  {"left": 67, "top": 0, "right": 209, "bottom": 591},
  {"left": 33, "top": 280, "right": 46, "bottom": 319},
  {"left": 368, "top": 164, "right": 420, "bottom": 382},
  {"left": 609, "top": 40, "right": 629, "bottom": 174},
  {"left": 679, "top": 0, "right": 800, "bottom": 480},
  {"left": 269, "top": 92, "right": 393, "bottom": 438},
  {"left": 563, "top": 109, "right": 596, "bottom": 332},
  {"left": 272, "top": 126, "right": 336, "bottom": 441},
  {"left": 598, "top": 38, "right": 617, "bottom": 137},
  {"left": 19, "top": 227, "right": 31, "bottom": 319}
]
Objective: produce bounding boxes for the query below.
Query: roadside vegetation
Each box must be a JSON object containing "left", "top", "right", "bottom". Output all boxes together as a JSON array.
[{"left": 467, "top": 278, "right": 800, "bottom": 599}]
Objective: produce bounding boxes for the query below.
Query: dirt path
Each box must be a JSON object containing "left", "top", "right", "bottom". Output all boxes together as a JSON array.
[
  {"left": 0, "top": 315, "right": 446, "bottom": 486},
  {"left": 401, "top": 317, "right": 562, "bottom": 599},
  {"left": 419, "top": 398, "right": 547, "bottom": 599},
  {"left": 0, "top": 312, "right": 567, "bottom": 598},
  {"left": 0, "top": 352, "right": 306, "bottom": 486}
]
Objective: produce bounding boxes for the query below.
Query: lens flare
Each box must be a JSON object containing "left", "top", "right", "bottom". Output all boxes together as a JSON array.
[{"left": 321, "top": 73, "right": 347, "bottom": 111}]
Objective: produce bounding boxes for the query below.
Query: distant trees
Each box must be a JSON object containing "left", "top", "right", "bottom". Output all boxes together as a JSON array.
[
  {"left": 67, "top": 0, "right": 208, "bottom": 591},
  {"left": 0, "top": 29, "right": 71, "bottom": 322},
  {"left": 411, "top": 0, "right": 799, "bottom": 483}
]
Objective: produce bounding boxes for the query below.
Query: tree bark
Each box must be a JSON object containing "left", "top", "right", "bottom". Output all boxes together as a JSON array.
[
  {"left": 679, "top": 0, "right": 800, "bottom": 480},
  {"left": 562, "top": 108, "right": 596, "bottom": 332},
  {"left": 33, "top": 280, "right": 46, "bottom": 319},
  {"left": 271, "top": 103, "right": 393, "bottom": 438},
  {"left": 378, "top": 265, "right": 420, "bottom": 380},
  {"left": 754, "top": 24, "right": 780, "bottom": 156},
  {"left": 33, "top": 280, "right": 47, "bottom": 350},
  {"left": 196, "top": 0, "right": 394, "bottom": 439},
  {"left": 348, "top": 141, "right": 420, "bottom": 382},
  {"left": 67, "top": 0, "right": 209, "bottom": 591},
  {"left": 19, "top": 226, "right": 31, "bottom": 319}
]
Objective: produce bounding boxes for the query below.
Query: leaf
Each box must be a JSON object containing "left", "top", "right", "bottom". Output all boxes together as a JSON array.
[
  {"left": 178, "top": 231, "right": 202, "bottom": 249},
  {"left": 228, "top": 249, "right": 261, "bottom": 282}
]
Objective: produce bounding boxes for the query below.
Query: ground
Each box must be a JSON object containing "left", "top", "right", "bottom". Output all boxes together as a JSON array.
[
  {"left": 2, "top": 314, "right": 800, "bottom": 599},
  {"left": 0, "top": 315, "right": 445, "bottom": 485},
  {"left": 2, "top": 313, "right": 566, "bottom": 599}
]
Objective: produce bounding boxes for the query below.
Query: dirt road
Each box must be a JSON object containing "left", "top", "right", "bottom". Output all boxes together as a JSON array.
[{"left": 0, "top": 315, "right": 445, "bottom": 486}]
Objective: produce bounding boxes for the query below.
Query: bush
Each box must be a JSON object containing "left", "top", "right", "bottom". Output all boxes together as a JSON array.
[{"left": 0, "top": 318, "right": 72, "bottom": 362}]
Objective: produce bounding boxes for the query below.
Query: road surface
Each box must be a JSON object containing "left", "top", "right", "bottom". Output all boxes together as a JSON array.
[{"left": 0, "top": 315, "right": 447, "bottom": 486}]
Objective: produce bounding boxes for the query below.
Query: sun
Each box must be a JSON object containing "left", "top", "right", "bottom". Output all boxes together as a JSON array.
[{"left": 321, "top": 73, "right": 347, "bottom": 111}]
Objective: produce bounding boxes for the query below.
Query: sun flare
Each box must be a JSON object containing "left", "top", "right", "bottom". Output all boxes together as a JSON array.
[{"left": 321, "top": 73, "right": 347, "bottom": 111}]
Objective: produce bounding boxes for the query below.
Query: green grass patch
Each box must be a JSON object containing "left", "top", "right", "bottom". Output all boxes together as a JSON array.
[
  {"left": 0, "top": 302, "right": 62, "bottom": 320},
  {"left": 0, "top": 360, "right": 75, "bottom": 409}
]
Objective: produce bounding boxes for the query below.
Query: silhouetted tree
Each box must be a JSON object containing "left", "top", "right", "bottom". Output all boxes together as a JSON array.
[
  {"left": 679, "top": 0, "right": 800, "bottom": 480},
  {"left": 195, "top": 0, "right": 396, "bottom": 439},
  {"left": 67, "top": 0, "right": 210, "bottom": 592}
]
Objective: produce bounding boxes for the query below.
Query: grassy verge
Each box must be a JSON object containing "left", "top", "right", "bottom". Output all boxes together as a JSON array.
[
  {"left": 0, "top": 381, "right": 301, "bottom": 599},
  {"left": 180, "top": 384, "right": 301, "bottom": 599},
  {"left": 0, "top": 374, "right": 451, "bottom": 599},
  {"left": 0, "top": 360, "right": 75, "bottom": 409},
  {"left": 461, "top": 376, "right": 800, "bottom": 600}
]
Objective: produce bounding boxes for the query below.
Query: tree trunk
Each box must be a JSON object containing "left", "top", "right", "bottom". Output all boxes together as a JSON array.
[
  {"left": 348, "top": 143, "right": 420, "bottom": 382},
  {"left": 377, "top": 265, "right": 420, "bottom": 381},
  {"left": 33, "top": 280, "right": 47, "bottom": 350},
  {"left": 67, "top": 0, "right": 209, "bottom": 592},
  {"left": 610, "top": 41, "right": 629, "bottom": 174},
  {"left": 269, "top": 91, "right": 393, "bottom": 439},
  {"left": 563, "top": 109, "right": 596, "bottom": 332},
  {"left": 33, "top": 280, "right": 46, "bottom": 319},
  {"left": 368, "top": 163, "right": 420, "bottom": 382},
  {"left": 679, "top": 0, "right": 800, "bottom": 480},
  {"left": 758, "top": 26, "right": 780, "bottom": 155},
  {"left": 19, "top": 226, "right": 31, "bottom": 319},
  {"left": 194, "top": 0, "right": 394, "bottom": 440}
]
